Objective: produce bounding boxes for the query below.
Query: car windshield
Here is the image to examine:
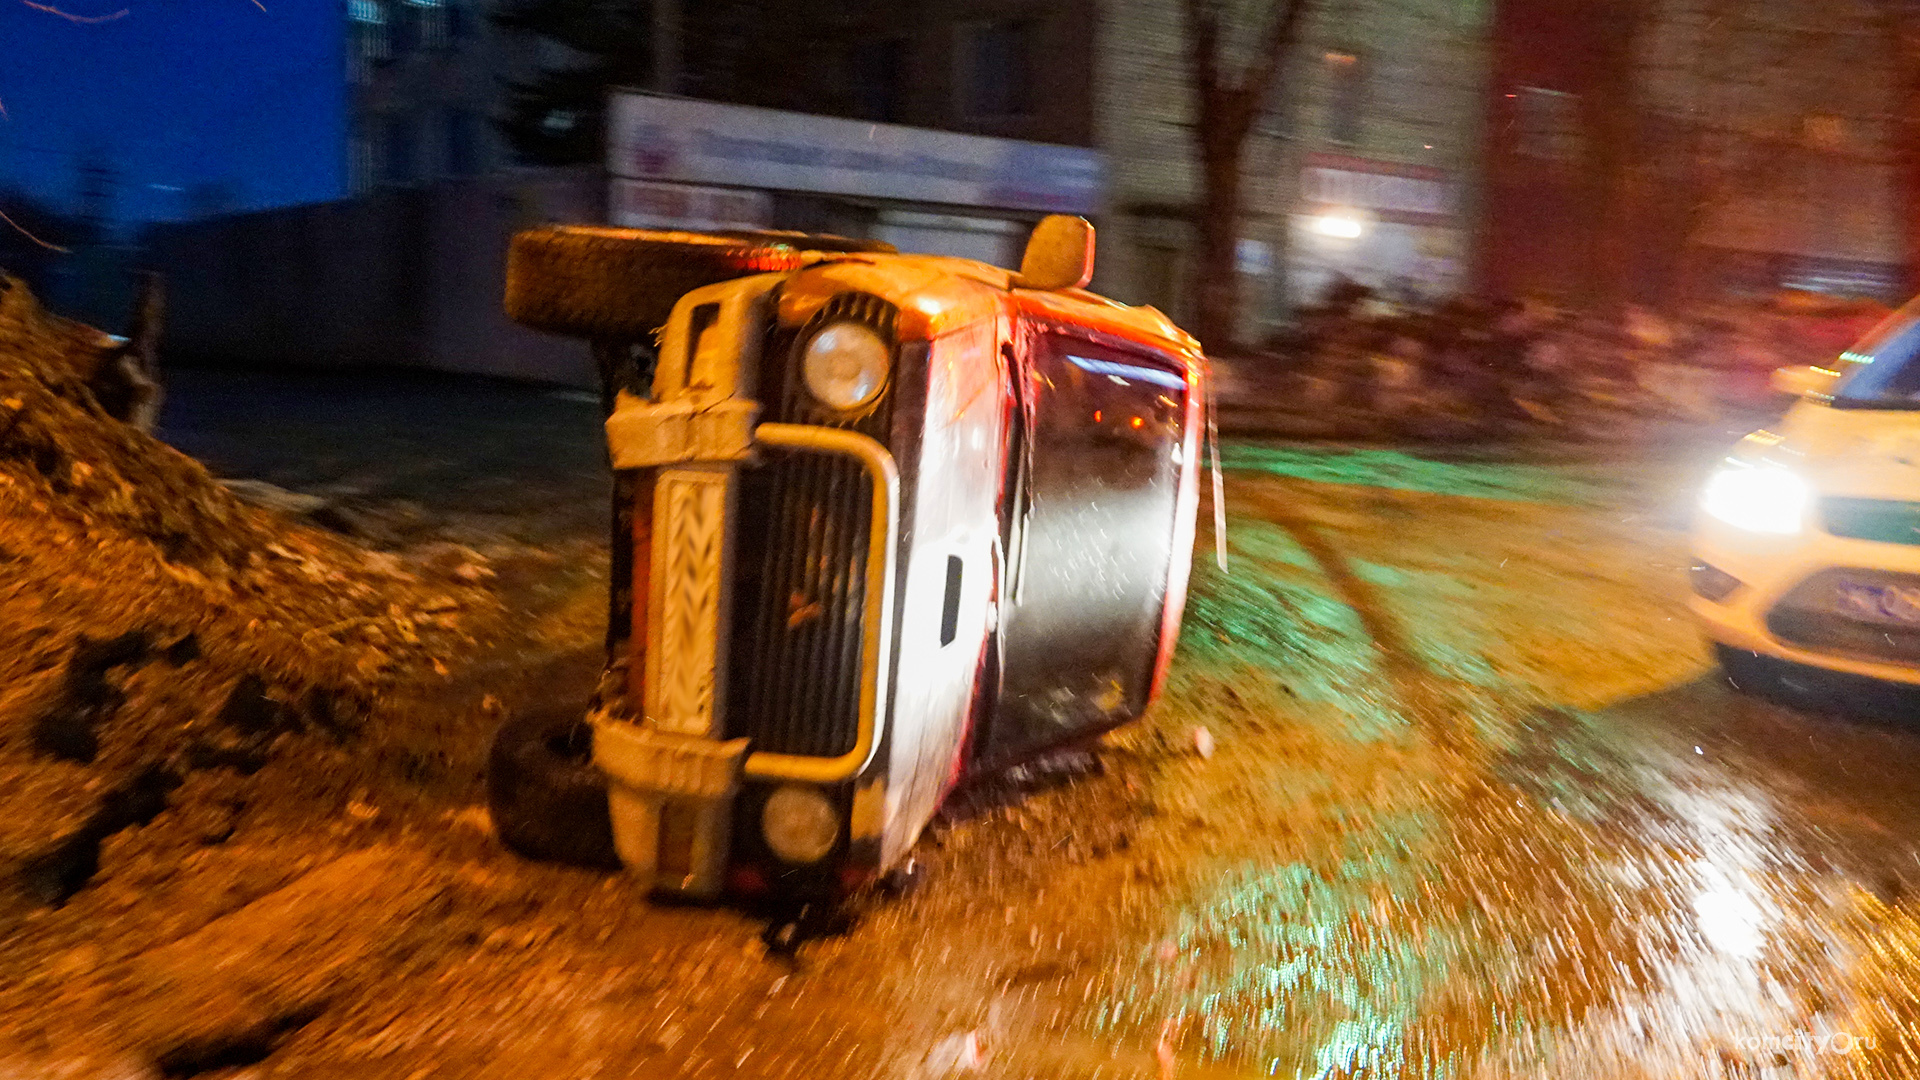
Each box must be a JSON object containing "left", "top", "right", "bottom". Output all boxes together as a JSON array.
[{"left": 1830, "top": 301, "right": 1920, "bottom": 408}]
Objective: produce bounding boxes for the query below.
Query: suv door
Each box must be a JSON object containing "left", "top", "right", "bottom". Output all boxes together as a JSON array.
[{"left": 975, "top": 328, "right": 1192, "bottom": 769}]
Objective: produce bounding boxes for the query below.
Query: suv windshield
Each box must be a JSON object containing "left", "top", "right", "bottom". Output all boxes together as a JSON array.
[{"left": 1831, "top": 303, "right": 1920, "bottom": 408}]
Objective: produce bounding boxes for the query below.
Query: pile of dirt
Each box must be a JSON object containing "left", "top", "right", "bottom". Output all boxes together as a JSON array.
[{"left": 0, "top": 277, "right": 502, "bottom": 908}]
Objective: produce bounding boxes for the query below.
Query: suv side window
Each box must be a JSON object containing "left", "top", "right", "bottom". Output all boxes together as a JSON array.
[{"left": 980, "top": 331, "right": 1188, "bottom": 765}]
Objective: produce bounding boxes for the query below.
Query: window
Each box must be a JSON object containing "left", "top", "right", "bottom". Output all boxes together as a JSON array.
[
  {"left": 1803, "top": 112, "right": 1847, "bottom": 152},
  {"left": 445, "top": 108, "right": 480, "bottom": 176},
  {"left": 408, "top": 0, "right": 448, "bottom": 51},
  {"left": 393, "top": 0, "right": 448, "bottom": 51},
  {"left": 391, "top": 4, "right": 415, "bottom": 53},
  {"left": 1323, "top": 50, "right": 1364, "bottom": 144},
  {"left": 349, "top": 0, "right": 389, "bottom": 79},
  {"left": 382, "top": 114, "right": 413, "bottom": 184},
  {"left": 985, "top": 334, "right": 1188, "bottom": 761},
  {"left": 1515, "top": 86, "right": 1581, "bottom": 162},
  {"left": 348, "top": 128, "right": 376, "bottom": 194},
  {"left": 1833, "top": 306, "right": 1920, "bottom": 408},
  {"left": 849, "top": 37, "right": 907, "bottom": 123},
  {"left": 955, "top": 20, "right": 1034, "bottom": 119}
]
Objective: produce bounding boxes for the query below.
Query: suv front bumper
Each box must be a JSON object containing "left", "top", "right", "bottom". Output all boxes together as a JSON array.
[{"left": 597, "top": 394, "right": 901, "bottom": 897}]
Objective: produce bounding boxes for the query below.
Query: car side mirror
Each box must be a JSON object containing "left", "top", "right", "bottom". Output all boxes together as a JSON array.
[
  {"left": 1771, "top": 363, "right": 1839, "bottom": 397},
  {"left": 1015, "top": 215, "right": 1094, "bottom": 291}
]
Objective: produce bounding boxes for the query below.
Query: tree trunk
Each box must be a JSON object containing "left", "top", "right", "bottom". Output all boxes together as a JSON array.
[
  {"left": 1193, "top": 139, "right": 1245, "bottom": 352},
  {"left": 1179, "top": 0, "right": 1311, "bottom": 352}
]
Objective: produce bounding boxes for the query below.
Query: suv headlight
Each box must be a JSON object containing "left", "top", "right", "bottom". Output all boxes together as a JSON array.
[
  {"left": 761, "top": 785, "right": 840, "bottom": 864},
  {"left": 801, "top": 322, "right": 889, "bottom": 411},
  {"left": 1701, "top": 464, "right": 1809, "bottom": 534}
]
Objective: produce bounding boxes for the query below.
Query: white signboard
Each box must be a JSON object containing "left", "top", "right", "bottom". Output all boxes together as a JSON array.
[
  {"left": 1299, "top": 153, "right": 1452, "bottom": 223},
  {"left": 610, "top": 92, "right": 1105, "bottom": 214},
  {"left": 610, "top": 179, "right": 772, "bottom": 230}
]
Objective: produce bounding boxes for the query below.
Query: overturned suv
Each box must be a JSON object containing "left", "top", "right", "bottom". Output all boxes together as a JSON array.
[{"left": 489, "top": 216, "right": 1208, "bottom": 900}]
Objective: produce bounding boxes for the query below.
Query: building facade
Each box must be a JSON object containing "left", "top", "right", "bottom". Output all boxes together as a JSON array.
[
  {"left": 1484, "top": 0, "right": 1905, "bottom": 306},
  {"left": 341, "top": 0, "right": 1491, "bottom": 340},
  {"left": 346, "top": 0, "right": 518, "bottom": 192},
  {"left": 152, "top": 0, "right": 1491, "bottom": 382},
  {"left": 684, "top": 0, "right": 1490, "bottom": 339},
  {"left": 1095, "top": 0, "right": 1490, "bottom": 339},
  {"left": 685, "top": 0, "right": 1099, "bottom": 150},
  {"left": 665, "top": 0, "right": 1103, "bottom": 267}
]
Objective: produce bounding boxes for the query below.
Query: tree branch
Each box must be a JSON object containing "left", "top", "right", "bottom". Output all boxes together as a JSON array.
[
  {"left": 20, "top": 0, "right": 128, "bottom": 23},
  {"left": 0, "top": 208, "right": 68, "bottom": 252}
]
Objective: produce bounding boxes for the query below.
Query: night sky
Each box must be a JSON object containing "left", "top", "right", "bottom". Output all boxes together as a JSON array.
[{"left": 0, "top": 0, "right": 343, "bottom": 227}]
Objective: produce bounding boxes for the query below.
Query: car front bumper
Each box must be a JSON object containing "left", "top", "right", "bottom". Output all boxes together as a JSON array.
[{"left": 1691, "top": 514, "right": 1920, "bottom": 687}]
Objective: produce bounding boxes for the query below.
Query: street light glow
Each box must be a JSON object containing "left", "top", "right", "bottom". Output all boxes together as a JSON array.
[{"left": 1309, "top": 212, "right": 1365, "bottom": 239}]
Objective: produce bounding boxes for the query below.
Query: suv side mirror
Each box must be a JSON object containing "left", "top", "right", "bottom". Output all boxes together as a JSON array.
[
  {"left": 1771, "top": 363, "right": 1839, "bottom": 397},
  {"left": 1015, "top": 215, "right": 1095, "bottom": 291}
]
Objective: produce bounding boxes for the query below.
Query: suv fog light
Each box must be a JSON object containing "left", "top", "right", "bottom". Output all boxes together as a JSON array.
[
  {"left": 1690, "top": 562, "right": 1743, "bottom": 602},
  {"left": 801, "top": 322, "right": 889, "bottom": 411},
  {"left": 762, "top": 785, "right": 840, "bottom": 864}
]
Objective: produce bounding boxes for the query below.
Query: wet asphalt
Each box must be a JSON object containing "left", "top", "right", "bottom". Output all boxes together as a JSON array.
[{"left": 148, "top": 368, "right": 1920, "bottom": 1078}]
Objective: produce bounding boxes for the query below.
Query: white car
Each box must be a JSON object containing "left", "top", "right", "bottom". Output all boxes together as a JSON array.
[{"left": 1693, "top": 302, "right": 1920, "bottom": 689}]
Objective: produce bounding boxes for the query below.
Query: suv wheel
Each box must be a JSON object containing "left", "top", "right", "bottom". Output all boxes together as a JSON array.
[{"left": 486, "top": 705, "right": 621, "bottom": 869}]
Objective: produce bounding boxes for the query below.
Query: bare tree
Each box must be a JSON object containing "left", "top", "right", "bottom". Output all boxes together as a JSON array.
[{"left": 1181, "top": 0, "right": 1315, "bottom": 350}]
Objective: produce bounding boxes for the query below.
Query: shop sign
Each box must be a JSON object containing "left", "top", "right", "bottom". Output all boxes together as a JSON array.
[
  {"left": 610, "top": 92, "right": 1105, "bottom": 214},
  {"left": 1300, "top": 152, "right": 1452, "bottom": 225},
  {"left": 610, "top": 179, "right": 772, "bottom": 231}
]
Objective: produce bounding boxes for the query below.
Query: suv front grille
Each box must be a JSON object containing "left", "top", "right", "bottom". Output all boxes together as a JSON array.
[{"left": 724, "top": 292, "right": 898, "bottom": 758}]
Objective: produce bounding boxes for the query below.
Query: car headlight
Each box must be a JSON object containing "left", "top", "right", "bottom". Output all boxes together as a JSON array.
[
  {"left": 761, "top": 785, "right": 840, "bottom": 864},
  {"left": 801, "top": 322, "right": 889, "bottom": 411},
  {"left": 1701, "top": 464, "right": 1809, "bottom": 534}
]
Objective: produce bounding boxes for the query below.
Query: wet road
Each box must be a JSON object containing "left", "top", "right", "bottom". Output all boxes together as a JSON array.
[
  {"left": 811, "top": 442, "right": 1920, "bottom": 1080},
  {"left": 134, "top": 372, "right": 1920, "bottom": 1078}
]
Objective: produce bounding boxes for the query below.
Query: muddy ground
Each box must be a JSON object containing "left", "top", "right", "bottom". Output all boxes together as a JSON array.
[{"left": 1, "top": 364, "right": 1918, "bottom": 1079}]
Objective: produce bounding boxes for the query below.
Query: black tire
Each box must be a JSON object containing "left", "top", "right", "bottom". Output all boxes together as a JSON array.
[
  {"left": 1713, "top": 643, "right": 1920, "bottom": 718},
  {"left": 504, "top": 226, "right": 892, "bottom": 341},
  {"left": 1713, "top": 643, "right": 1781, "bottom": 696},
  {"left": 486, "top": 705, "right": 621, "bottom": 869}
]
